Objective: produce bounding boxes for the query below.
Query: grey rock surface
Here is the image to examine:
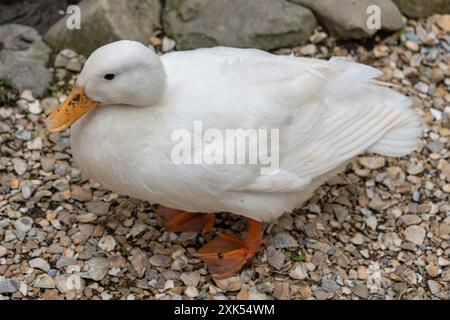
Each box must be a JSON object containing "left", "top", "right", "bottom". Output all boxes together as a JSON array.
[
  {"left": 163, "top": 0, "right": 317, "bottom": 50},
  {"left": 291, "top": 0, "right": 405, "bottom": 40},
  {"left": 44, "top": 0, "right": 161, "bottom": 56},
  {"left": 0, "top": 24, "right": 52, "bottom": 97}
]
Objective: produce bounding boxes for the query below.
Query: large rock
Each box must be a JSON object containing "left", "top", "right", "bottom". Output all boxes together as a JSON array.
[
  {"left": 393, "top": 0, "right": 450, "bottom": 18},
  {"left": 0, "top": 24, "right": 52, "bottom": 97},
  {"left": 163, "top": 0, "right": 317, "bottom": 50},
  {"left": 291, "top": 0, "right": 405, "bottom": 40},
  {"left": 0, "top": 0, "right": 81, "bottom": 34},
  {"left": 44, "top": 0, "right": 161, "bottom": 56}
]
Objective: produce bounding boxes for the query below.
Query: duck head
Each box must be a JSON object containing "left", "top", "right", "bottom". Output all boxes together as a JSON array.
[{"left": 46, "top": 40, "right": 166, "bottom": 132}]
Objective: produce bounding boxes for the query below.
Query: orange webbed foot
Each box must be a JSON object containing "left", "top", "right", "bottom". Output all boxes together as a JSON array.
[
  {"left": 195, "top": 218, "right": 263, "bottom": 279},
  {"left": 154, "top": 205, "right": 215, "bottom": 233}
]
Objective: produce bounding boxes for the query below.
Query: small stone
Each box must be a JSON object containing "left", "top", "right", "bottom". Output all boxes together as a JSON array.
[
  {"left": 86, "top": 201, "right": 110, "bottom": 216},
  {"left": 321, "top": 276, "right": 339, "bottom": 293},
  {"left": 428, "top": 280, "right": 442, "bottom": 296},
  {"left": 0, "top": 278, "right": 19, "bottom": 294},
  {"left": 266, "top": 246, "right": 285, "bottom": 270},
  {"left": 289, "top": 262, "right": 308, "bottom": 280},
  {"left": 426, "top": 263, "right": 440, "bottom": 277},
  {"left": 162, "top": 37, "right": 176, "bottom": 52},
  {"left": 427, "top": 140, "right": 444, "bottom": 153},
  {"left": 20, "top": 90, "right": 34, "bottom": 102},
  {"left": 41, "top": 97, "right": 59, "bottom": 114},
  {"left": 82, "top": 257, "right": 109, "bottom": 281},
  {"left": 29, "top": 258, "right": 50, "bottom": 272},
  {"left": 71, "top": 185, "right": 93, "bottom": 202},
  {"left": 55, "top": 274, "right": 84, "bottom": 293},
  {"left": 352, "top": 285, "right": 369, "bottom": 299},
  {"left": 180, "top": 271, "right": 200, "bottom": 287},
  {"left": 273, "top": 232, "right": 298, "bottom": 249},
  {"left": 358, "top": 156, "right": 385, "bottom": 169},
  {"left": 13, "top": 158, "right": 27, "bottom": 175},
  {"left": 401, "top": 215, "right": 421, "bottom": 226},
  {"left": 357, "top": 266, "right": 369, "bottom": 280},
  {"left": 214, "top": 277, "right": 242, "bottom": 292},
  {"left": 443, "top": 184, "right": 450, "bottom": 193},
  {"left": 65, "top": 58, "right": 82, "bottom": 72},
  {"left": 334, "top": 205, "right": 349, "bottom": 222},
  {"left": 404, "top": 225, "right": 426, "bottom": 245},
  {"left": 351, "top": 233, "right": 364, "bottom": 245},
  {"left": 98, "top": 235, "right": 117, "bottom": 252},
  {"left": 15, "top": 130, "right": 32, "bottom": 141},
  {"left": 54, "top": 53, "right": 69, "bottom": 68},
  {"left": 432, "top": 68, "right": 445, "bottom": 83},
  {"left": 149, "top": 254, "right": 171, "bottom": 267},
  {"left": 248, "top": 287, "right": 267, "bottom": 300},
  {"left": 365, "top": 216, "right": 377, "bottom": 230},
  {"left": 28, "top": 100, "right": 42, "bottom": 114},
  {"left": 14, "top": 216, "right": 33, "bottom": 233},
  {"left": 273, "top": 281, "right": 290, "bottom": 300},
  {"left": 300, "top": 44, "right": 317, "bottom": 56},
  {"left": 0, "top": 245, "right": 7, "bottom": 257},
  {"left": 56, "top": 256, "right": 77, "bottom": 269},
  {"left": 405, "top": 40, "right": 419, "bottom": 52},
  {"left": 52, "top": 178, "right": 70, "bottom": 192},
  {"left": 414, "top": 82, "right": 429, "bottom": 94},
  {"left": 41, "top": 157, "right": 55, "bottom": 172},
  {"left": 27, "top": 137, "right": 43, "bottom": 150},
  {"left": 33, "top": 274, "right": 55, "bottom": 289},
  {"left": 185, "top": 286, "right": 199, "bottom": 298}
]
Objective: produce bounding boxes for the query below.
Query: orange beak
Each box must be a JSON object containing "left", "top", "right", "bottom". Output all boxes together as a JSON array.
[{"left": 46, "top": 86, "right": 99, "bottom": 132}]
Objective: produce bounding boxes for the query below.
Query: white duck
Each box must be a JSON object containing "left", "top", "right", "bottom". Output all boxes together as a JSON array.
[{"left": 47, "top": 40, "right": 421, "bottom": 278}]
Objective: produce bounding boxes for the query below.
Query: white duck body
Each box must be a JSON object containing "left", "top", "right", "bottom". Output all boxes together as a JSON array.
[{"left": 70, "top": 42, "right": 421, "bottom": 222}]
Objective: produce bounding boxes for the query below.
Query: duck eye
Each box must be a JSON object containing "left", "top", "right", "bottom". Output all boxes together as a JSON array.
[{"left": 104, "top": 73, "right": 115, "bottom": 80}]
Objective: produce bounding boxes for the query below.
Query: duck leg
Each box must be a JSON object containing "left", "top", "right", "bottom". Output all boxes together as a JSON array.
[
  {"left": 154, "top": 205, "right": 215, "bottom": 233},
  {"left": 196, "top": 218, "right": 263, "bottom": 279}
]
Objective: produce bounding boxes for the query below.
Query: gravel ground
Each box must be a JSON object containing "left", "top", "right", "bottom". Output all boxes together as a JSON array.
[{"left": 0, "top": 15, "right": 450, "bottom": 300}]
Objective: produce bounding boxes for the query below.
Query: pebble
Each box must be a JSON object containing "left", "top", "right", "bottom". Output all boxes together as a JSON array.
[
  {"left": 266, "top": 246, "right": 285, "bottom": 270},
  {"left": 13, "top": 159, "right": 27, "bottom": 175},
  {"left": 82, "top": 257, "right": 109, "bottom": 281},
  {"left": 28, "top": 100, "right": 42, "bottom": 114},
  {"left": 352, "top": 285, "right": 369, "bottom": 299},
  {"left": 55, "top": 274, "right": 84, "bottom": 293},
  {"left": 405, "top": 40, "right": 419, "bottom": 51},
  {"left": 66, "top": 58, "right": 82, "bottom": 72},
  {"left": 414, "top": 82, "right": 429, "bottom": 94},
  {"left": 41, "top": 157, "right": 56, "bottom": 172},
  {"left": 0, "top": 278, "right": 19, "bottom": 294},
  {"left": 71, "top": 185, "right": 93, "bottom": 202},
  {"left": 180, "top": 271, "right": 200, "bottom": 287},
  {"left": 334, "top": 206, "right": 349, "bottom": 222},
  {"left": 300, "top": 44, "right": 317, "bottom": 56},
  {"left": 428, "top": 280, "right": 442, "bottom": 296},
  {"left": 214, "top": 277, "right": 242, "bottom": 292},
  {"left": 358, "top": 156, "right": 385, "bottom": 169},
  {"left": 351, "top": 233, "right": 364, "bottom": 245},
  {"left": 33, "top": 274, "right": 55, "bottom": 289},
  {"left": 273, "top": 232, "right": 298, "bottom": 249},
  {"left": 401, "top": 215, "right": 421, "bottom": 226},
  {"left": 149, "top": 254, "right": 171, "bottom": 267},
  {"left": 289, "top": 263, "right": 308, "bottom": 280},
  {"left": 14, "top": 216, "right": 33, "bottom": 233},
  {"left": 29, "top": 258, "right": 51, "bottom": 272},
  {"left": 98, "top": 235, "right": 117, "bottom": 252},
  {"left": 0, "top": 246, "right": 7, "bottom": 257},
  {"left": 185, "top": 286, "right": 199, "bottom": 298},
  {"left": 162, "top": 37, "right": 176, "bottom": 52},
  {"left": 404, "top": 225, "right": 426, "bottom": 245}
]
